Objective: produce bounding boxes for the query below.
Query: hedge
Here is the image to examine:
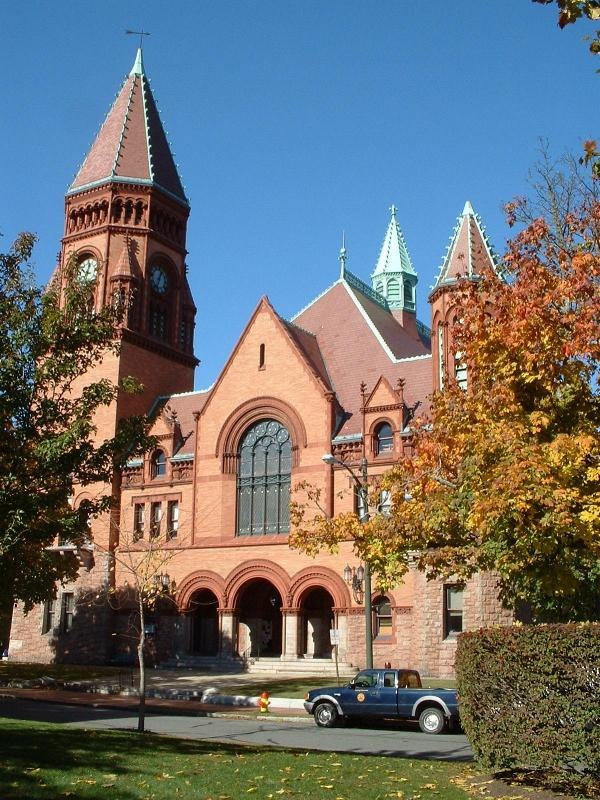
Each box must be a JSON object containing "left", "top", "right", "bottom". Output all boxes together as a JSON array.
[{"left": 455, "top": 623, "right": 600, "bottom": 777}]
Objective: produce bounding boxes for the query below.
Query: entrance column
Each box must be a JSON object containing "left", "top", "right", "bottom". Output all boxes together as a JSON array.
[
  {"left": 219, "top": 608, "right": 238, "bottom": 658},
  {"left": 333, "top": 608, "right": 349, "bottom": 662},
  {"left": 281, "top": 607, "right": 300, "bottom": 661}
]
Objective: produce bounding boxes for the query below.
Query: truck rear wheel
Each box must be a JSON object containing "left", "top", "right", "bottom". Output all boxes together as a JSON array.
[
  {"left": 418, "top": 706, "right": 445, "bottom": 734},
  {"left": 314, "top": 702, "right": 338, "bottom": 728}
]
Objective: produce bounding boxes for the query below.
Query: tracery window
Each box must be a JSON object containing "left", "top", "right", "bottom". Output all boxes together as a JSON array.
[{"left": 236, "top": 419, "right": 291, "bottom": 535}]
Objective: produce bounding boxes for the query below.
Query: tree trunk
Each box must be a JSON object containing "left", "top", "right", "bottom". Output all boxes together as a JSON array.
[{"left": 137, "top": 593, "right": 146, "bottom": 733}]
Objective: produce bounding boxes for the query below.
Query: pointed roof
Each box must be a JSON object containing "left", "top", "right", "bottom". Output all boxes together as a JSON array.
[
  {"left": 371, "top": 205, "right": 416, "bottom": 278},
  {"left": 293, "top": 276, "right": 431, "bottom": 436},
  {"left": 68, "top": 49, "right": 188, "bottom": 206},
  {"left": 431, "top": 201, "right": 501, "bottom": 292}
]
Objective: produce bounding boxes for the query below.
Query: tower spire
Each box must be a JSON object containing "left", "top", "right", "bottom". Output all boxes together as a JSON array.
[
  {"left": 371, "top": 205, "right": 417, "bottom": 313},
  {"left": 339, "top": 231, "right": 347, "bottom": 278},
  {"left": 68, "top": 47, "right": 187, "bottom": 206}
]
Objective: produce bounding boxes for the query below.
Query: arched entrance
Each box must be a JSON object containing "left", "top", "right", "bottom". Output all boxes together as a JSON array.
[
  {"left": 300, "top": 587, "right": 334, "bottom": 658},
  {"left": 189, "top": 589, "right": 219, "bottom": 656},
  {"left": 237, "top": 579, "right": 282, "bottom": 658}
]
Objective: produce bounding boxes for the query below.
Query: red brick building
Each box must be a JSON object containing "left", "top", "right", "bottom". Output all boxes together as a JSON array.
[{"left": 9, "top": 51, "right": 511, "bottom": 677}]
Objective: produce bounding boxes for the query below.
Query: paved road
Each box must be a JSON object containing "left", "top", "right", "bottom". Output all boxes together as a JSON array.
[{"left": 0, "top": 698, "right": 472, "bottom": 761}]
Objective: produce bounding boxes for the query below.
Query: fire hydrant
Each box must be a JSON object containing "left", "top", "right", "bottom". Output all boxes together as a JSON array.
[{"left": 258, "top": 690, "right": 270, "bottom": 714}]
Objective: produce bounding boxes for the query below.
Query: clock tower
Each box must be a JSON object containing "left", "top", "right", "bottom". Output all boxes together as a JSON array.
[{"left": 61, "top": 48, "right": 197, "bottom": 422}]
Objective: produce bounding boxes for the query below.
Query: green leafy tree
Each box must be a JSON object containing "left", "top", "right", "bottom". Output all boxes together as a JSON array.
[{"left": 0, "top": 233, "right": 152, "bottom": 611}]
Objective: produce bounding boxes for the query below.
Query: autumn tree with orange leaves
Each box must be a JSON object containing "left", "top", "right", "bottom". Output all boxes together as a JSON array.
[{"left": 291, "top": 156, "right": 600, "bottom": 621}]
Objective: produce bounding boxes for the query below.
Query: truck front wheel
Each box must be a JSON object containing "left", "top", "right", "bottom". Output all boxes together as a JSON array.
[
  {"left": 418, "top": 706, "right": 445, "bottom": 734},
  {"left": 314, "top": 702, "right": 338, "bottom": 728}
]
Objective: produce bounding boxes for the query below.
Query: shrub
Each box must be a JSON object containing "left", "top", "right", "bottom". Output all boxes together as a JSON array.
[{"left": 455, "top": 624, "right": 600, "bottom": 778}]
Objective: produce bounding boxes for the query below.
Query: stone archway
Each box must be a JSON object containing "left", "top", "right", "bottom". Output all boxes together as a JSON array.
[
  {"left": 189, "top": 588, "right": 219, "bottom": 656},
  {"left": 236, "top": 579, "right": 283, "bottom": 658},
  {"left": 299, "top": 587, "right": 335, "bottom": 658}
]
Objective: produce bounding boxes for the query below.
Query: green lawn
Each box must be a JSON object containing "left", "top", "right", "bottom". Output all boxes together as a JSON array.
[{"left": 0, "top": 717, "right": 475, "bottom": 800}]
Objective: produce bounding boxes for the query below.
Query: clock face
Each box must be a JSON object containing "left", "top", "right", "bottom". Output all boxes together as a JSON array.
[
  {"left": 78, "top": 257, "right": 98, "bottom": 283},
  {"left": 150, "top": 265, "right": 169, "bottom": 294}
]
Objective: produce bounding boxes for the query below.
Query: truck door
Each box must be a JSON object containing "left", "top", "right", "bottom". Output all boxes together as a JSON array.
[
  {"left": 396, "top": 670, "right": 421, "bottom": 717},
  {"left": 378, "top": 670, "right": 400, "bottom": 716},
  {"left": 340, "top": 670, "right": 381, "bottom": 716}
]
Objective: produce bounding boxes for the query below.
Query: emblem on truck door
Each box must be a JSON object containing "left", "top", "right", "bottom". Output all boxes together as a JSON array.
[{"left": 357, "top": 692, "right": 365, "bottom": 702}]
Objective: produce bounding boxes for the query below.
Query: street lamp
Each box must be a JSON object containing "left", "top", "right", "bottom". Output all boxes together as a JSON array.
[{"left": 322, "top": 452, "right": 373, "bottom": 669}]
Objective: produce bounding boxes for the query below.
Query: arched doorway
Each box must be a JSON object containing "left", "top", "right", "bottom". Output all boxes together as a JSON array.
[
  {"left": 237, "top": 579, "right": 282, "bottom": 658},
  {"left": 189, "top": 589, "right": 219, "bottom": 656},
  {"left": 300, "top": 587, "right": 334, "bottom": 658}
]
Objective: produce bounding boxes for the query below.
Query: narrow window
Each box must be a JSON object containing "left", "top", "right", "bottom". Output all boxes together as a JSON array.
[
  {"left": 374, "top": 422, "right": 394, "bottom": 454},
  {"left": 387, "top": 278, "right": 400, "bottom": 301},
  {"left": 444, "top": 585, "right": 464, "bottom": 637},
  {"left": 150, "top": 502, "right": 162, "bottom": 538},
  {"left": 60, "top": 593, "right": 74, "bottom": 633},
  {"left": 167, "top": 500, "right": 179, "bottom": 539},
  {"left": 259, "top": 343, "right": 266, "bottom": 370},
  {"left": 378, "top": 489, "right": 392, "bottom": 517},
  {"left": 403, "top": 281, "right": 415, "bottom": 309},
  {"left": 437, "top": 323, "right": 445, "bottom": 389},
  {"left": 375, "top": 281, "right": 384, "bottom": 295},
  {"left": 454, "top": 352, "right": 467, "bottom": 390},
  {"left": 374, "top": 596, "right": 393, "bottom": 637},
  {"left": 42, "top": 598, "right": 57, "bottom": 634},
  {"left": 151, "top": 450, "right": 166, "bottom": 479},
  {"left": 133, "top": 503, "right": 145, "bottom": 540}
]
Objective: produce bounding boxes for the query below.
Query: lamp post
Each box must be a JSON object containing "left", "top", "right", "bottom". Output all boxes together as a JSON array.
[{"left": 322, "top": 453, "right": 373, "bottom": 669}]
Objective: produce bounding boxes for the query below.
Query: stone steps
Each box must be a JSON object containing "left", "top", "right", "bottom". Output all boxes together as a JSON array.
[{"left": 159, "top": 655, "right": 357, "bottom": 677}]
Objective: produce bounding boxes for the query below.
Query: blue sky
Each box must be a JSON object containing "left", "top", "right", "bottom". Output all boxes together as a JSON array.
[{"left": 1, "top": 1, "right": 597, "bottom": 388}]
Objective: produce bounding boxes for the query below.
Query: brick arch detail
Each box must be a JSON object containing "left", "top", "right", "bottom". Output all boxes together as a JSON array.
[
  {"left": 176, "top": 570, "right": 226, "bottom": 612},
  {"left": 215, "top": 396, "right": 307, "bottom": 473},
  {"left": 71, "top": 244, "right": 104, "bottom": 266},
  {"left": 289, "top": 566, "right": 351, "bottom": 609},
  {"left": 225, "top": 559, "right": 292, "bottom": 608}
]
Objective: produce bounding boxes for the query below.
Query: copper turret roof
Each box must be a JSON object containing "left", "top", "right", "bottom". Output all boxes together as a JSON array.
[{"left": 68, "top": 49, "right": 187, "bottom": 206}]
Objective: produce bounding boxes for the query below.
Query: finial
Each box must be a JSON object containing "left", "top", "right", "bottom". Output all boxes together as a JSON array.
[
  {"left": 462, "top": 200, "right": 474, "bottom": 216},
  {"left": 389, "top": 204, "right": 397, "bottom": 221},
  {"left": 126, "top": 29, "right": 151, "bottom": 75},
  {"left": 339, "top": 230, "right": 347, "bottom": 277}
]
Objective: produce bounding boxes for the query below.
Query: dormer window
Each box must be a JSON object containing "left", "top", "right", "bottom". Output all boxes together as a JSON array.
[
  {"left": 151, "top": 450, "right": 167, "bottom": 479},
  {"left": 374, "top": 422, "right": 394, "bottom": 455}
]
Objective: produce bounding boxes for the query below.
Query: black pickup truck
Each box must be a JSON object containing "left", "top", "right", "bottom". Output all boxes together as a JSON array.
[{"left": 304, "top": 668, "right": 459, "bottom": 734}]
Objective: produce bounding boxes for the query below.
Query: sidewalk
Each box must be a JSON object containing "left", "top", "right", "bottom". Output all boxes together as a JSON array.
[
  {"left": 0, "top": 685, "right": 309, "bottom": 721},
  {"left": 0, "top": 667, "right": 315, "bottom": 719}
]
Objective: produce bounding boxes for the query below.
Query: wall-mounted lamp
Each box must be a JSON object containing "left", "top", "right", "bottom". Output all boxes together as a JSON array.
[{"left": 343, "top": 564, "right": 365, "bottom": 604}]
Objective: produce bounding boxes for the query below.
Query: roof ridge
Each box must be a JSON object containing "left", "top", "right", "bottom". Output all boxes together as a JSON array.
[{"left": 112, "top": 75, "right": 137, "bottom": 179}]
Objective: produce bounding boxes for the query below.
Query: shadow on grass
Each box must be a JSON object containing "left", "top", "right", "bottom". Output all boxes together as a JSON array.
[{"left": 0, "top": 716, "right": 264, "bottom": 800}]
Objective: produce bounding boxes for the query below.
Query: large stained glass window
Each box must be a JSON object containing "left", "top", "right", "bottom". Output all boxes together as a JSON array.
[{"left": 237, "top": 419, "right": 291, "bottom": 535}]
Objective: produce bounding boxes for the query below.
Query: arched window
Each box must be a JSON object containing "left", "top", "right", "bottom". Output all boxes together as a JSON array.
[
  {"left": 374, "top": 422, "right": 394, "bottom": 454},
  {"left": 375, "top": 281, "right": 384, "bottom": 295},
  {"left": 403, "top": 281, "right": 415, "bottom": 309},
  {"left": 237, "top": 419, "right": 291, "bottom": 535},
  {"left": 387, "top": 278, "right": 400, "bottom": 301},
  {"left": 151, "top": 450, "right": 167, "bottom": 479},
  {"left": 374, "top": 596, "right": 393, "bottom": 637}
]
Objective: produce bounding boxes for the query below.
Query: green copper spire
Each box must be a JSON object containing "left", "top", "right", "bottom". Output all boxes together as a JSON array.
[
  {"left": 130, "top": 47, "right": 145, "bottom": 76},
  {"left": 371, "top": 205, "right": 417, "bottom": 313}
]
